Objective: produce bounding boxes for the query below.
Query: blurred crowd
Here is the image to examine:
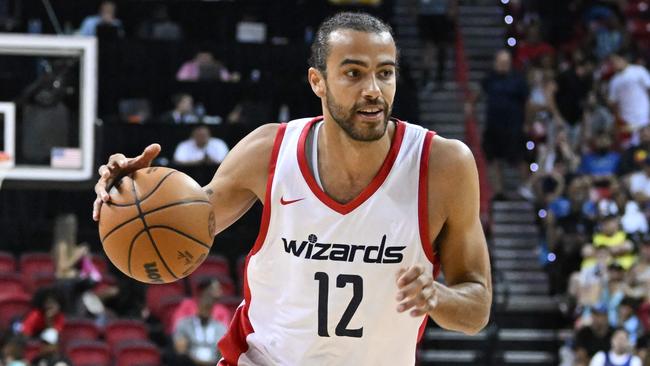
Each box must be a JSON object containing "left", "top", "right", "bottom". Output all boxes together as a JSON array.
[
  {"left": 482, "top": 0, "right": 650, "bottom": 365},
  {"left": 0, "top": 213, "right": 239, "bottom": 366}
]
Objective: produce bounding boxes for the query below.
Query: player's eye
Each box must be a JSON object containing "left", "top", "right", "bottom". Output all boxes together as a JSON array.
[
  {"left": 379, "top": 69, "right": 394, "bottom": 79},
  {"left": 345, "top": 69, "right": 360, "bottom": 78}
]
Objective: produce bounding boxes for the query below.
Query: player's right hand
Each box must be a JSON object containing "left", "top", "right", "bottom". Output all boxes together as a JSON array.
[{"left": 93, "top": 144, "right": 161, "bottom": 222}]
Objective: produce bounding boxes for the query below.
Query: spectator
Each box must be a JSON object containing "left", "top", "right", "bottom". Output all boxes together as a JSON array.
[
  {"left": 20, "top": 288, "right": 64, "bottom": 339},
  {"left": 620, "top": 201, "right": 648, "bottom": 235},
  {"left": 78, "top": 1, "right": 124, "bottom": 37},
  {"left": 608, "top": 52, "right": 650, "bottom": 146},
  {"left": 136, "top": 4, "right": 183, "bottom": 41},
  {"left": 159, "top": 93, "right": 200, "bottom": 125},
  {"left": 171, "top": 277, "right": 232, "bottom": 332},
  {"left": 578, "top": 133, "right": 620, "bottom": 177},
  {"left": 613, "top": 297, "right": 641, "bottom": 345},
  {"left": 632, "top": 237, "right": 650, "bottom": 331},
  {"left": 589, "top": 328, "right": 642, "bottom": 366},
  {"left": 618, "top": 126, "right": 650, "bottom": 177},
  {"left": 173, "top": 125, "right": 229, "bottom": 167},
  {"left": 2, "top": 336, "right": 27, "bottom": 366},
  {"left": 583, "top": 91, "right": 616, "bottom": 148},
  {"left": 627, "top": 157, "right": 650, "bottom": 207},
  {"left": 172, "top": 281, "right": 227, "bottom": 366},
  {"left": 176, "top": 51, "right": 234, "bottom": 82},
  {"left": 631, "top": 235, "right": 650, "bottom": 294},
  {"left": 415, "top": 0, "right": 457, "bottom": 90},
  {"left": 593, "top": 17, "right": 625, "bottom": 61},
  {"left": 51, "top": 213, "right": 101, "bottom": 316},
  {"left": 575, "top": 304, "right": 615, "bottom": 365},
  {"left": 570, "top": 246, "right": 610, "bottom": 313},
  {"left": 555, "top": 52, "right": 593, "bottom": 144},
  {"left": 481, "top": 49, "right": 529, "bottom": 199},
  {"left": 30, "top": 328, "right": 72, "bottom": 366},
  {"left": 514, "top": 23, "right": 555, "bottom": 70},
  {"left": 582, "top": 215, "right": 636, "bottom": 270}
]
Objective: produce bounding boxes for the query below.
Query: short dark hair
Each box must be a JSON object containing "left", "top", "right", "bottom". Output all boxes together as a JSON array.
[{"left": 308, "top": 12, "right": 395, "bottom": 75}]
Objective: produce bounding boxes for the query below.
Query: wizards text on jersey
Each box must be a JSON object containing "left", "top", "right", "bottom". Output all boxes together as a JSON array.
[{"left": 281, "top": 234, "right": 406, "bottom": 264}]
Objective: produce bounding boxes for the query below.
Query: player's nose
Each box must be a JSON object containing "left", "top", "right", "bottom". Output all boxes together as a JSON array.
[{"left": 361, "top": 75, "right": 381, "bottom": 99}]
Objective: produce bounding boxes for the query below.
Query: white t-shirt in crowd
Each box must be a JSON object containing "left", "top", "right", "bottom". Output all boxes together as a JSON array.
[
  {"left": 609, "top": 64, "right": 650, "bottom": 130},
  {"left": 629, "top": 171, "right": 650, "bottom": 197},
  {"left": 173, "top": 137, "right": 229, "bottom": 164},
  {"left": 589, "top": 351, "right": 642, "bottom": 366}
]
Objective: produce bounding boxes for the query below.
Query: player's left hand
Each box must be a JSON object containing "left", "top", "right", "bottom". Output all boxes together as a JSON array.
[{"left": 396, "top": 265, "right": 437, "bottom": 317}]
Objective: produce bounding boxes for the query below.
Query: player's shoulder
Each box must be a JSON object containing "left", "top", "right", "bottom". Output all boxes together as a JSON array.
[
  {"left": 236, "top": 123, "right": 282, "bottom": 157},
  {"left": 428, "top": 135, "right": 475, "bottom": 174}
]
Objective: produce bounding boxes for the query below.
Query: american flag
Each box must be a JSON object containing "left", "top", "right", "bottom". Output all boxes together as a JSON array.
[{"left": 51, "top": 147, "right": 82, "bottom": 169}]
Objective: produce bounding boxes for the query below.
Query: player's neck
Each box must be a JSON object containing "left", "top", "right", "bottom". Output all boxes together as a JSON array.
[
  {"left": 314, "top": 118, "right": 395, "bottom": 203},
  {"left": 319, "top": 118, "right": 394, "bottom": 171}
]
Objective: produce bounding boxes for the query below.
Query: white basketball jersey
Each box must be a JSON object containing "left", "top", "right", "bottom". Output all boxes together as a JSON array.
[{"left": 219, "top": 117, "right": 438, "bottom": 366}]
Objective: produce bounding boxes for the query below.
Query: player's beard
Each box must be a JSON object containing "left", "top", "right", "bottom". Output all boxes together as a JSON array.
[{"left": 325, "top": 85, "right": 391, "bottom": 142}]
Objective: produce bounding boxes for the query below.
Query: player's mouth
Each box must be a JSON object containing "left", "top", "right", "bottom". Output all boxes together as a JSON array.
[{"left": 356, "top": 107, "right": 384, "bottom": 121}]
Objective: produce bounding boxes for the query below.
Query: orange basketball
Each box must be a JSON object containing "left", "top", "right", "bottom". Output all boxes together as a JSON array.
[{"left": 98, "top": 167, "right": 215, "bottom": 284}]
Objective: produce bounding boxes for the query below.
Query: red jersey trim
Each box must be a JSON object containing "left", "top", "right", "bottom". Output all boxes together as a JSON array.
[
  {"left": 297, "top": 116, "right": 406, "bottom": 215},
  {"left": 418, "top": 131, "right": 440, "bottom": 277},
  {"left": 417, "top": 316, "right": 428, "bottom": 342},
  {"left": 217, "top": 123, "right": 287, "bottom": 366}
]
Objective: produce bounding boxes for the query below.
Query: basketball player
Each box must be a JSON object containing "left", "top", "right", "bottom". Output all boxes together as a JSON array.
[{"left": 93, "top": 12, "right": 492, "bottom": 365}]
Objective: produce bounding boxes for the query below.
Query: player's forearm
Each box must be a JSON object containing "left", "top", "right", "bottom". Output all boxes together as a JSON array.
[{"left": 428, "top": 281, "right": 491, "bottom": 335}]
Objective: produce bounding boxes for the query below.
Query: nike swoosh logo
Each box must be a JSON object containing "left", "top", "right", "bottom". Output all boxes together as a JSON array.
[{"left": 280, "top": 197, "right": 305, "bottom": 205}]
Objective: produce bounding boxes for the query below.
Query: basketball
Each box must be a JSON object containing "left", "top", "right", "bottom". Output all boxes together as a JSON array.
[{"left": 98, "top": 167, "right": 215, "bottom": 284}]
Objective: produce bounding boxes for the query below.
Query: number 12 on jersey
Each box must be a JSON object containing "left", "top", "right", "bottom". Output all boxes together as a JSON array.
[{"left": 314, "top": 272, "right": 363, "bottom": 338}]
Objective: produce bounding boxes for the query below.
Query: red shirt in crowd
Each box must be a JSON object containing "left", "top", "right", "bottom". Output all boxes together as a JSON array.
[
  {"left": 515, "top": 41, "right": 555, "bottom": 69},
  {"left": 21, "top": 309, "right": 65, "bottom": 337}
]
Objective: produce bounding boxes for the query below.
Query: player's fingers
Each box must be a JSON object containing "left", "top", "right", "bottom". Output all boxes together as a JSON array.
[
  {"left": 399, "top": 289, "right": 435, "bottom": 314},
  {"left": 92, "top": 197, "right": 102, "bottom": 222},
  {"left": 397, "top": 265, "right": 425, "bottom": 288},
  {"left": 396, "top": 275, "right": 433, "bottom": 301},
  {"left": 409, "top": 308, "right": 429, "bottom": 317},
  {"left": 409, "top": 291, "right": 438, "bottom": 317},
  {"left": 395, "top": 267, "right": 407, "bottom": 281},
  {"left": 397, "top": 295, "right": 427, "bottom": 313},
  {"left": 94, "top": 179, "right": 110, "bottom": 202},
  {"left": 108, "top": 153, "right": 127, "bottom": 168},
  {"left": 130, "top": 143, "right": 161, "bottom": 168},
  {"left": 97, "top": 164, "right": 109, "bottom": 177}
]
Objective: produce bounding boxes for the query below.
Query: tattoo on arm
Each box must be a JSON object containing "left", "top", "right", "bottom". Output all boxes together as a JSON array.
[{"left": 205, "top": 188, "right": 214, "bottom": 196}]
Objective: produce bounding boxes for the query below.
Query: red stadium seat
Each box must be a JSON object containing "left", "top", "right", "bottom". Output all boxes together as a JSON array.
[
  {"left": 0, "top": 295, "right": 30, "bottom": 329},
  {"left": 105, "top": 319, "right": 148, "bottom": 351},
  {"left": 0, "top": 272, "right": 28, "bottom": 298},
  {"left": 90, "top": 254, "right": 109, "bottom": 275},
  {"left": 189, "top": 274, "right": 236, "bottom": 297},
  {"left": 158, "top": 295, "right": 185, "bottom": 334},
  {"left": 145, "top": 282, "right": 185, "bottom": 318},
  {"left": 114, "top": 340, "right": 161, "bottom": 366},
  {"left": 22, "top": 272, "right": 56, "bottom": 294},
  {"left": 60, "top": 318, "right": 101, "bottom": 351},
  {"left": 24, "top": 339, "right": 41, "bottom": 362},
  {"left": 66, "top": 340, "right": 110, "bottom": 366},
  {"left": 0, "top": 251, "right": 16, "bottom": 273},
  {"left": 19, "top": 252, "right": 54, "bottom": 276},
  {"left": 192, "top": 255, "right": 230, "bottom": 277}
]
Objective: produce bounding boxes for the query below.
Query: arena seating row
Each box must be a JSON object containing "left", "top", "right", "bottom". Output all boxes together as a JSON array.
[{"left": 0, "top": 252, "right": 245, "bottom": 331}]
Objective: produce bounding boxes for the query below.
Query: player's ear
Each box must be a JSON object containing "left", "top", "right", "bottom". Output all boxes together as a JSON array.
[{"left": 308, "top": 67, "right": 326, "bottom": 98}]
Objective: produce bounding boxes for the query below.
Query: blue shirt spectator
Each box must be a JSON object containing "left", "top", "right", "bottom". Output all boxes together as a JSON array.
[
  {"left": 579, "top": 153, "right": 620, "bottom": 176},
  {"left": 78, "top": 1, "right": 124, "bottom": 37},
  {"left": 579, "top": 134, "right": 620, "bottom": 176}
]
